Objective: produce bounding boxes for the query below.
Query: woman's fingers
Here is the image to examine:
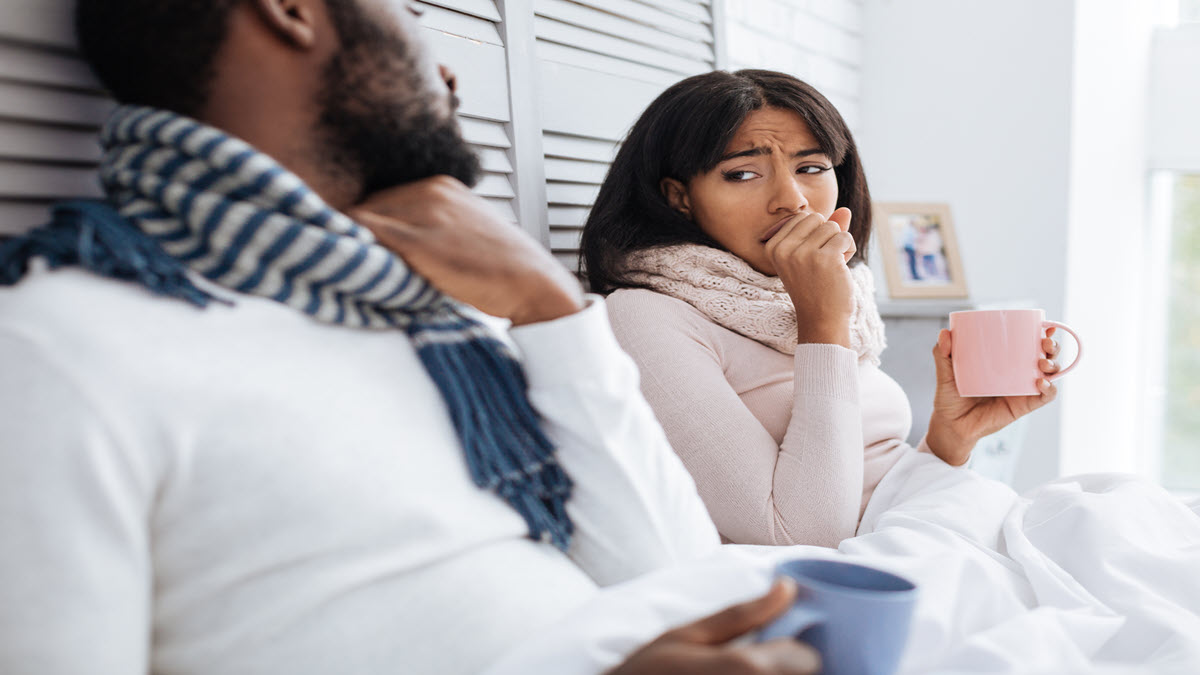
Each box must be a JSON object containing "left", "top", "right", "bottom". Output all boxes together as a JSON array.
[
  {"left": 765, "top": 214, "right": 840, "bottom": 271},
  {"left": 1039, "top": 358, "right": 1060, "bottom": 375},
  {"left": 1037, "top": 378, "right": 1058, "bottom": 403},
  {"left": 766, "top": 210, "right": 857, "bottom": 266},
  {"left": 763, "top": 213, "right": 819, "bottom": 258},
  {"left": 820, "top": 230, "right": 857, "bottom": 262},
  {"left": 1041, "top": 336, "right": 1060, "bottom": 358},
  {"left": 827, "top": 206, "right": 853, "bottom": 232}
]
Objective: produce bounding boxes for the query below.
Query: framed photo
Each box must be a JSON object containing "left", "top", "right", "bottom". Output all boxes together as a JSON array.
[{"left": 873, "top": 202, "right": 969, "bottom": 299}]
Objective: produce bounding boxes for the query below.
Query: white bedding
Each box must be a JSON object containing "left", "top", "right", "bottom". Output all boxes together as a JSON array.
[{"left": 485, "top": 451, "right": 1200, "bottom": 674}]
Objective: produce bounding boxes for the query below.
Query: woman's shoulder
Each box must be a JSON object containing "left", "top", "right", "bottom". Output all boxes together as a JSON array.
[
  {"left": 604, "top": 288, "right": 726, "bottom": 349},
  {"left": 606, "top": 288, "right": 709, "bottom": 327}
]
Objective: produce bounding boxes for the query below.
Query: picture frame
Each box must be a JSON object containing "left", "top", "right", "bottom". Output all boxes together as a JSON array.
[{"left": 873, "top": 202, "right": 969, "bottom": 299}]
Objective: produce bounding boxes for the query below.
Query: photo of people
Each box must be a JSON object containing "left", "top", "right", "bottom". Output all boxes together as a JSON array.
[
  {"left": 874, "top": 202, "right": 968, "bottom": 298},
  {"left": 893, "top": 213, "right": 951, "bottom": 284}
]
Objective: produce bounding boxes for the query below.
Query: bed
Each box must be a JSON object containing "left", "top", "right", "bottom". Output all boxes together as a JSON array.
[{"left": 485, "top": 451, "right": 1200, "bottom": 673}]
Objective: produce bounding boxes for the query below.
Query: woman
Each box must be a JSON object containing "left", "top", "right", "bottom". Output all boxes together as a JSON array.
[{"left": 580, "top": 70, "right": 1059, "bottom": 547}]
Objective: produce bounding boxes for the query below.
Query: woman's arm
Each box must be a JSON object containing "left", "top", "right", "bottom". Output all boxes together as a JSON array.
[{"left": 609, "top": 292, "right": 863, "bottom": 547}]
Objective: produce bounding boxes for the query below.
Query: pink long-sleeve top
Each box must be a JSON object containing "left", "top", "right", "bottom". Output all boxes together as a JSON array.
[{"left": 607, "top": 288, "right": 914, "bottom": 547}]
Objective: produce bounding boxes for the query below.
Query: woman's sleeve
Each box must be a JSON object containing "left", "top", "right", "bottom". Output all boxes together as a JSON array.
[{"left": 609, "top": 294, "right": 864, "bottom": 547}]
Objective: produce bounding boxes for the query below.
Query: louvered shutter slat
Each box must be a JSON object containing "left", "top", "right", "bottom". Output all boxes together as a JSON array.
[
  {"left": 636, "top": 0, "right": 712, "bottom": 23},
  {"left": 535, "top": 0, "right": 717, "bottom": 275},
  {"left": 561, "top": 0, "right": 712, "bottom": 42},
  {"left": 534, "top": 0, "right": 713, "bottom": 62},
  {"left": 0, "top": 163, "right": 100, "bottom": 200},
  {"left": 419, "top": 2, "right": 520, "bottom": 222},
  {"left": 417, "top": 4, "right": 504, "bottom": 46},
  {"left": 459, "top": 117, "right": 513, "bottom": 148},
  {"left": 0, "top": 81, "right": 112, "bottom": 128},
  {"left": 535, "top": 17, "right": 711, "bottom": 75},
  {"left": 535, "top": 42, "right": 681, "bottom": 86},
  {"left": 0, "top": 1, "right": 75, "bottom": 48},
  {"left": 0, "top": 43, "right": 99, "bottom": 90},
  {"left": 0, "top": 121, "right": 101, "bottom": 165},
  {"left": 418, "top": 0, "right": 502, "bottom": 23}
]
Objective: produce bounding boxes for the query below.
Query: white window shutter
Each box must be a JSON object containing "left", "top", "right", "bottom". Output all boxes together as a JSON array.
[
  {"left": 416, "top": 1, "right": 521, "bottom": 223},
  {"left": 0, "top": 0, "right": 112, "bottom": 235},
  {"left": 0, "top": 0, "right": 728, "bottom": 262},
  {"left": 0, "top": 0, "right": 526, "bottom": 235},
  {"left": 533, "top": 0, "right": 719, "bottom": 272}
]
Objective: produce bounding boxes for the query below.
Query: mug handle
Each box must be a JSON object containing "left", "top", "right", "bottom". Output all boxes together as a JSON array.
[
  {"left": 756, "top": 604, "right": 825, "bottom": 643},
  {"left": 1043, "top": 320, "right": 1083, "bottom": 382}
]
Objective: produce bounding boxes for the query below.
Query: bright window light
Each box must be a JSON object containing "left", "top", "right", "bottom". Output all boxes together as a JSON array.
[{"left": 1158, "top": 173, "right": 1200, "bottom": 489}]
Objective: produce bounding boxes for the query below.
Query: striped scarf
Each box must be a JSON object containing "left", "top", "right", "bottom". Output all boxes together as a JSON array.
[{"left": 0, "top": 105, "right": 573, "bottom": 549}]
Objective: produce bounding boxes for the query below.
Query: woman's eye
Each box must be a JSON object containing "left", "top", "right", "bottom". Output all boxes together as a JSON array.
[
  {"left": 797, "top": 165, "right": 832, "bottom": 175},
  {"left": 722, "top": 170, "right": 759, "bottom": 182}
]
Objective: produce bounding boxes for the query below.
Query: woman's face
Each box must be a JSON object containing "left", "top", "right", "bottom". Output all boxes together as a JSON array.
[{"left": 661, "top": 106, "right": 839, "bottom": 276}]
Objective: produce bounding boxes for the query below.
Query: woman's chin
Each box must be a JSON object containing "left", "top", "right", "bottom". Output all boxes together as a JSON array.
[{"left": 748, "top": 258, "right": 777, "bottom": 277}]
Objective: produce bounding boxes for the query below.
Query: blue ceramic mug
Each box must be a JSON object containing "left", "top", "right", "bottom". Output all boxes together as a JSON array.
[{"left": 757, "top": 559, "right": 918, "bottom": 675}]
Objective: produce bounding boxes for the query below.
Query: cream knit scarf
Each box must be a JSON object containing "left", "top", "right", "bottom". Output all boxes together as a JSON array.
[{"left": 621, "top": 244, "right": 887, "bottom": 365}]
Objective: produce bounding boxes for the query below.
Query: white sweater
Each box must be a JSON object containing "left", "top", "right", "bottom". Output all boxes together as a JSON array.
[{"left": 0, "top": 269, "right": 719, "bottom": 675}]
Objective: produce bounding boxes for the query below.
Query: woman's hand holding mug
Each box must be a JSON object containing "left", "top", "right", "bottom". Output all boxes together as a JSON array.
[
  {"left": 765, "top": 207, "right": 856, "bottom": 349},
  {"left": 924, "top": 308, "right": 1083, "bottom": 466}
]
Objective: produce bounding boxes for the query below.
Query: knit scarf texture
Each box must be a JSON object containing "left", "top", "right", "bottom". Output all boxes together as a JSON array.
[
  {"left": 0, "top": 105, "right": 574, "bottom": 549},
  {"left": 621, "top": 244, "right": 887, "bottom": 365}
]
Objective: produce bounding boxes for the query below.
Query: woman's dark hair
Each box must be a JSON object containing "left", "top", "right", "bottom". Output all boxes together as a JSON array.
[{"left": 580, "top": 69, "right": 872, "bottom": 293}]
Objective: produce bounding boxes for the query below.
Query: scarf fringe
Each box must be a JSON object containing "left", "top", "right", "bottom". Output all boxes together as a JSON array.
[
  {"left": 414, "top": 335, "right": 574, "bottom": 550},
  {"left": 0, "top": 201, "right": 218, "bottom": 308}
]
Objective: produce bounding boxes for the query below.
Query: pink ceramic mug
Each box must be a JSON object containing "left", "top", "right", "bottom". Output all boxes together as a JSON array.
[{"left": 948, "top": 309, "right": 1083, "bottom": 397}]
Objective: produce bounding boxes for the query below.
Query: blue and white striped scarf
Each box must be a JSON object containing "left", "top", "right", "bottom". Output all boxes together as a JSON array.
[{"left": 0, "top": 105, "right": 573, "bottom": 549}]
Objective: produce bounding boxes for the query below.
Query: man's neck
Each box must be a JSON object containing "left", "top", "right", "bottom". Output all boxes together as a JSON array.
[{"left": 199, "top": 114, "right": 362, "bottom": 213}]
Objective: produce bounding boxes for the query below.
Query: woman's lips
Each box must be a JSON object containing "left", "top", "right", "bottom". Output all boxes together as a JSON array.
[{"left": 760, "top": 216, "right": 795, "bottom": 243}]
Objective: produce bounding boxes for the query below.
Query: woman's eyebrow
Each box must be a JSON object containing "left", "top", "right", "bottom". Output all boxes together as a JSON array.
[{"left": 718, "top": 147, "right": 826, "bottom": 162}]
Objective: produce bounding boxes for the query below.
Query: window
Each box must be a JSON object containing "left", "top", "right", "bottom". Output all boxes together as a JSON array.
[{"left": 1159, "top": 173, "right": 1200, "bottom": 489}]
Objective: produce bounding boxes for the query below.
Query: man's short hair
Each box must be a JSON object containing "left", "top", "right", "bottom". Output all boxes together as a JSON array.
[
  {"left": 75, "top": 0, "right": 241, "bottom": 117},
  {"left": 75, "top": 0, "right": 368, "bottom": 118}
]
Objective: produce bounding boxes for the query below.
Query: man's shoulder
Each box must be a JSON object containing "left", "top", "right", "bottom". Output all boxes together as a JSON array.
[{"left": 0, "top": 267, "right": 206, "bottom": 338}]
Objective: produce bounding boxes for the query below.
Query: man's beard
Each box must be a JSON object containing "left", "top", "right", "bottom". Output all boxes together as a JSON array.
[{"left": 316, "top": 40, "right": 481, "bottom": 199}]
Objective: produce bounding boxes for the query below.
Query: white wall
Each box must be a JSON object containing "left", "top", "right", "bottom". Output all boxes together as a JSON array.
[
  {"left": 724, "top": 0, "right": 864, "bottom": 130},
  {"left": 857, "top": 0, "right": 1077, "bottom": 490}
]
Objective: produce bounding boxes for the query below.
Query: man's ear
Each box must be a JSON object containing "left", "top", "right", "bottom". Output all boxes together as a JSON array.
[
  {"left": 659, "top": 177, "right": 692, "bottom": 219},
  {"left": 252, "top": 0, "right": 319, "bottom": 49}
]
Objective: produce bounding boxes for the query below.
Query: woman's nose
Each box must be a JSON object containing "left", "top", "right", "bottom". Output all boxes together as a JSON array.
[
  {"left": 438, "top": 64, "right": 457, "bottom": 94},
  {"left": 768, "top": 171, "right": 809, "bottom": 214}
]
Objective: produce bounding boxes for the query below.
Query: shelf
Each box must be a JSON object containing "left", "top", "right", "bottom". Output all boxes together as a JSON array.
[{"left": 877, "top": 297, "right": 1035, "bottom": 319}]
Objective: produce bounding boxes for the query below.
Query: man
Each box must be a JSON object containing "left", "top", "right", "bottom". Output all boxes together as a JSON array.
[{"left": 0, "top": 1, "right": 818, "bottom": 673}]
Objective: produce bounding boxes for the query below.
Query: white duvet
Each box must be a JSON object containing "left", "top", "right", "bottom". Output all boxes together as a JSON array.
[{"left": 486, "top": 451, "right": 1200, "bottom": 674}]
